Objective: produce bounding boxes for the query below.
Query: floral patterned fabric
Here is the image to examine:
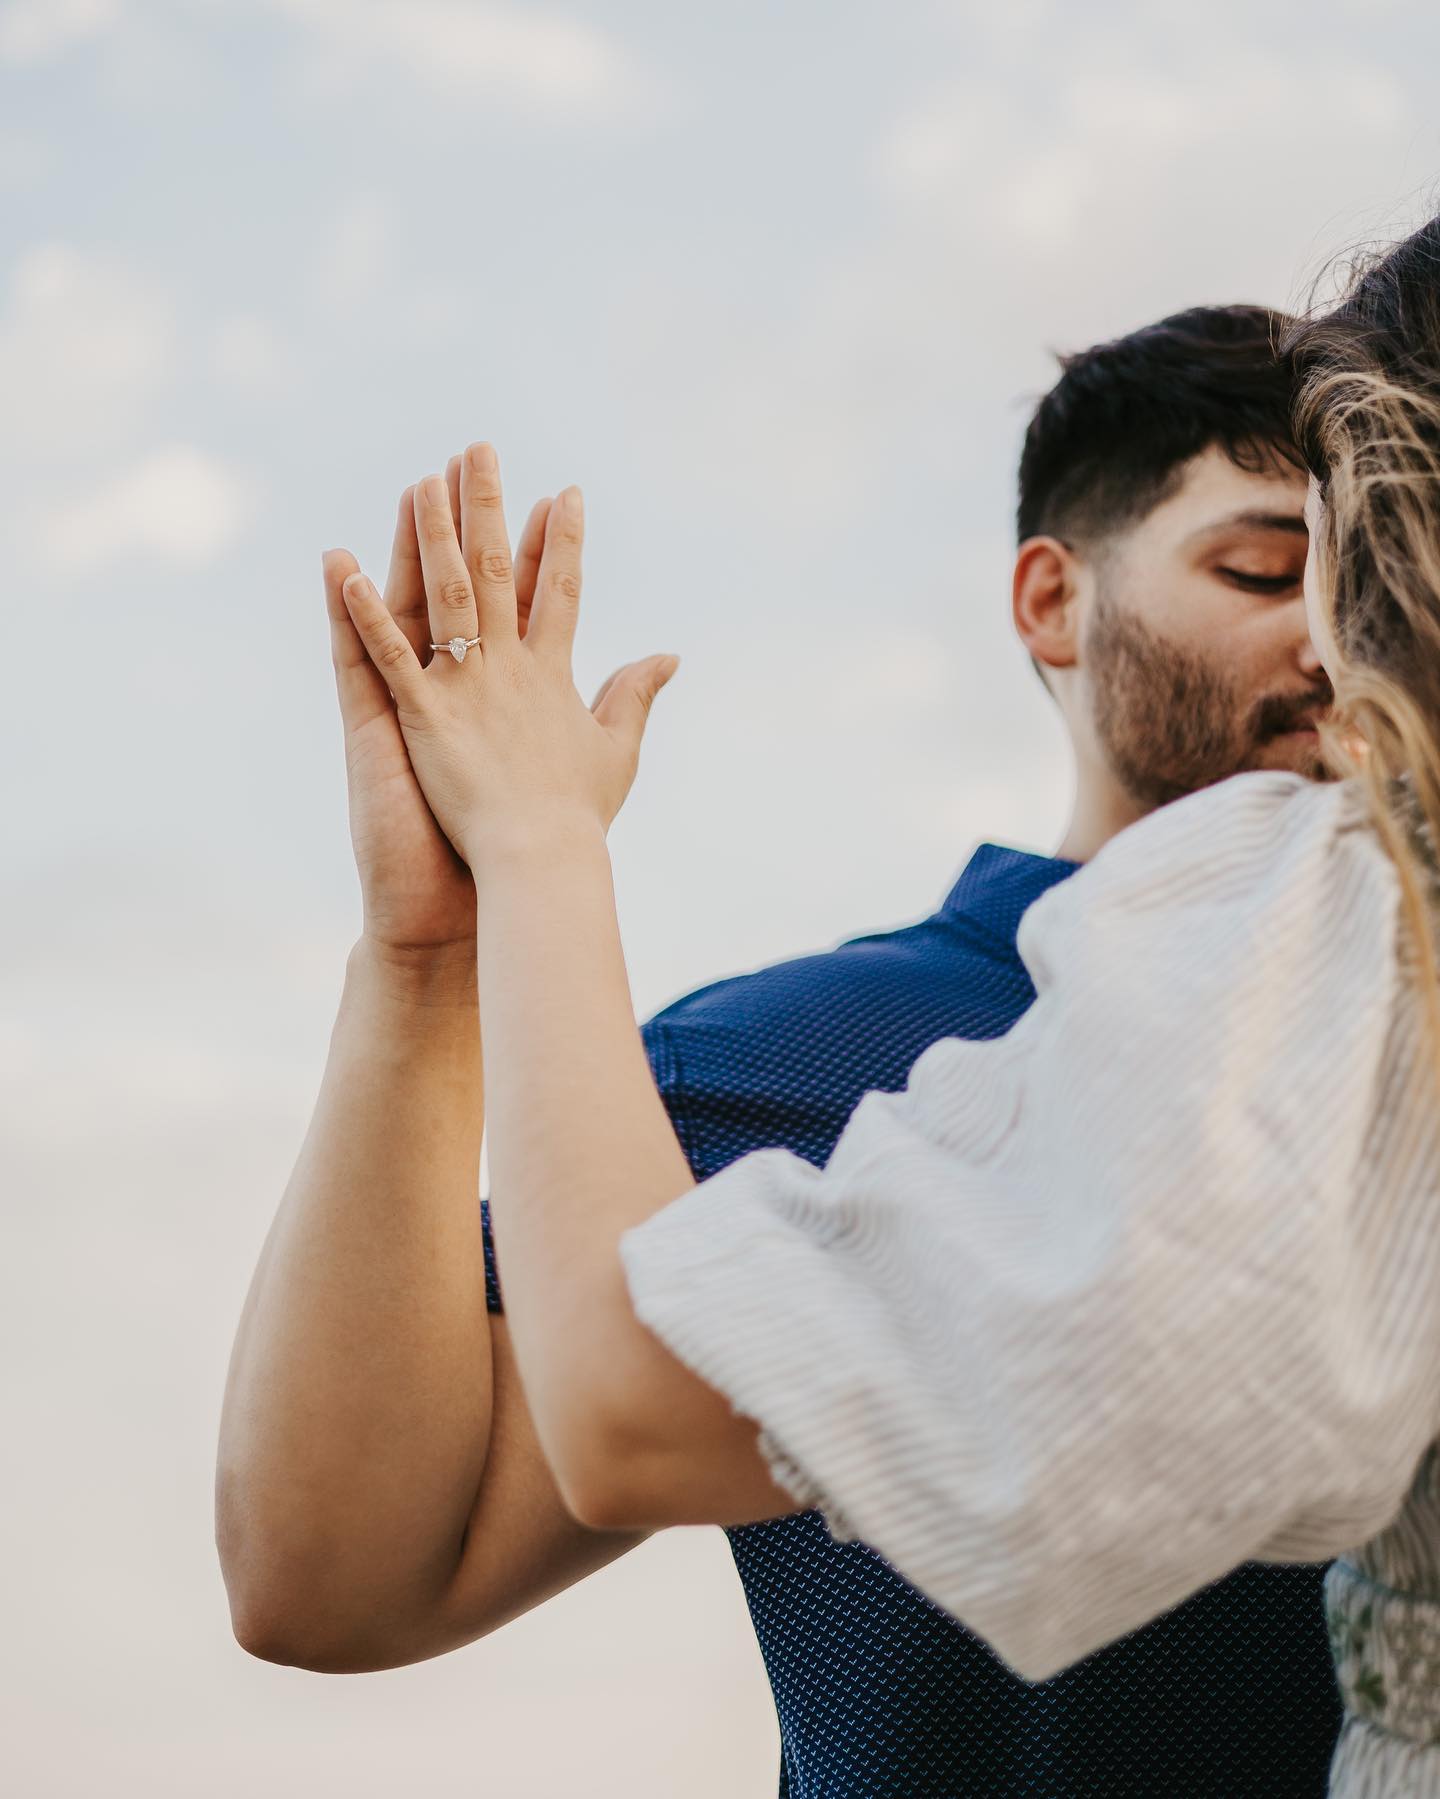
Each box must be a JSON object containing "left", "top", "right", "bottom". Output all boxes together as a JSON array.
[{"left": 1328, "top": 1446, "right": 1440, "bottom": 1793}]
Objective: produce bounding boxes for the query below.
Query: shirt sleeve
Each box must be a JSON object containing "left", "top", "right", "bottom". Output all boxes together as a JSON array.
[
  {"left": 619, "top": 772, "right": 1440, "bottom": 1681},
  {"left": 482, "top": 1017, "right": 690, "bottom": 1315}
]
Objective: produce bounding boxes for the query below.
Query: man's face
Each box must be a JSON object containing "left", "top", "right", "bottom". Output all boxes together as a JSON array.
[{"left": 1079, "top": 446, "right": 1331, "bottom": 809}]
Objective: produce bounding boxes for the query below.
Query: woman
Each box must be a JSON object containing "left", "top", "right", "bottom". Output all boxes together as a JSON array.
[{"left": 326, "top": 216, "right": 1440, "bottom": 1789}]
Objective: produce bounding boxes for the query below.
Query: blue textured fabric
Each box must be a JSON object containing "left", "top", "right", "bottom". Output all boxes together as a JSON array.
[{"left": 481, "top": 843, "right": 1343, "bottom": 1796}]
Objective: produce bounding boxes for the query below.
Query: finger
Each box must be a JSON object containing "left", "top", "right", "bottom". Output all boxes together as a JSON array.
[
  {"left": 513, "top": 497, "right": 552, "bottom": 639},
  {"left": 459, "top": 441, "right": 520, "bottom": 647},
  {"left": 527, "top": 484, "right": 584, "bottom": 661},
  {"left": 324, "top": 549, "right": 395, "bottom": 732},
  {"left": 413, "top": 473, "right": 479, "bottom": 656},
  {"left": 341, "top": 570, "right": 431, "bottom": 714},
  {"left": 382, "top": 486, "right": 431, "bottom": 661},
  {"left": 593, "top": 653, "right": 680, "bottom": 752}
]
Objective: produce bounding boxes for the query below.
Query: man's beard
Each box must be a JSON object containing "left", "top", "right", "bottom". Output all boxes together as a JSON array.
[{"left": 1087, "top": 593, "right": 1335, "bottom": 811}]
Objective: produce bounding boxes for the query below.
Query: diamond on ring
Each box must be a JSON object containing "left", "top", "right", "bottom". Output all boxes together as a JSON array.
[{"left": 429, "top": 633, "right": 481, "bottom": 664}]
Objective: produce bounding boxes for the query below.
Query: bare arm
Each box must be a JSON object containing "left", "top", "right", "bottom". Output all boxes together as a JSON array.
[
  {"left": 476, "top": 825, "right": 787, "bottom": 1530},
  {"left": 335, "top": 450, "right": 796, "bottom": 1533},
  {"left": 217, "top": 955, "right": 642, "bottom": 1667},
  {"left": 218, "top": 939, "right": 488, "bottom": 1666},
  {"left": 216, "top": 470, "right": 644, "bottom": 1672}
]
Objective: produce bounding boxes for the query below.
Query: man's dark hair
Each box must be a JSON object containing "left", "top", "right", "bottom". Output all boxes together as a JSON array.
[{"left": 1016, "top": 304, "right": 1304, "bottom": 548}]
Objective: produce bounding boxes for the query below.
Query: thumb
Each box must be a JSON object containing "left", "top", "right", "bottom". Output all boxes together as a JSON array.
[{"left": 593, "top": 653, "right": 681, "bottom": 747}]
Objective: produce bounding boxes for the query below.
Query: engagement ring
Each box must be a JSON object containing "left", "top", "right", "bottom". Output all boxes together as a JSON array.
[{"left": 429, "top": 635, "right": 481, "bottom": 664}]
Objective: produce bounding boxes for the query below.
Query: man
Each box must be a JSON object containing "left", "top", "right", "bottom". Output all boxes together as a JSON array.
[{"left": 220, "top": 306, "right": 1338, "bottom": 1795}]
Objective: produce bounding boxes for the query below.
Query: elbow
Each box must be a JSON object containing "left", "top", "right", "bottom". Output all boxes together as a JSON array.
[
  {"left": 224, "top": 1563, "right": 340, "bottom": 1671},
  {"left": 217, "top": 1498, "right": 422, "bottom": 1675},
  {"left": 553, "top": 1453, "right": 645, "bottom": 1534},
  {"left": 558, "top": 1472, "right": 645, "bottom": 1535},
  {"left": 217, "top": 1492, "right": 335, "bottom": 1671},
  {"left": 229, "top": 1603, "right": 335, "bottom": 1673},
  {"left": 232, "top": 1627, "right": 383, "bottom": 1676},
  {"left": 222, "top": 1564, "right": 364, "bottom": 1674},
  {"left": 226, "top": 1583, "right": 419, "bottom": 1675},
  {"left": 548, "top": 1413, "right": 669, "bottom": 1534}
]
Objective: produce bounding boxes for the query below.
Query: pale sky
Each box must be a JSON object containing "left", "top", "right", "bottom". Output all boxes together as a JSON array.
[{"left": 4, "top": 2, "right": 1439, "bottom": 1793}]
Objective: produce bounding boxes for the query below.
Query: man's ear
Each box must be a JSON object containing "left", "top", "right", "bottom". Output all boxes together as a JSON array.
[{"left": 1013, "top": 536, "right": 1082, "bottom": 679}]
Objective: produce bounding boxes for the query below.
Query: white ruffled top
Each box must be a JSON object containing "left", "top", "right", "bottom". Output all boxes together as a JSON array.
[{"left": 620, "top": 771, "right": 1440, "bottom": 1789}]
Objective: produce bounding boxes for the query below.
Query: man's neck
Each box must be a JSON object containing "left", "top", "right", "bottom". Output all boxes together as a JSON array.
[{"left": 1055, "top": 785, "right": 1150, "bottom": 864}]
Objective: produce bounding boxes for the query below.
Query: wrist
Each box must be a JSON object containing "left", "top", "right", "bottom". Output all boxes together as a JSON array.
[
  {"left": 348, "top": 934, "right": 478, "bottom": 1009},
  {"left": 463, "top": 808, "right": 609, "bottom": 885}
]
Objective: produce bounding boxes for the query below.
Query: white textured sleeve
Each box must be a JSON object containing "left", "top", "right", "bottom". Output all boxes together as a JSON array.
[{"left": 620, "top": 773, "right": 1440, "bottom": 1681}]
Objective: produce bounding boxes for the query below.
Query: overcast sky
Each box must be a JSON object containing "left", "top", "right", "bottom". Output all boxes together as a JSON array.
[{"left": 4, "top": 2, "right": 1439, "bottom": 1793}]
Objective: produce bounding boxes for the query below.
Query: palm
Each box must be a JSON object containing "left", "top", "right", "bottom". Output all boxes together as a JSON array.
[{"left": 343, "top": 705, "right": 473, "bottom": 950}]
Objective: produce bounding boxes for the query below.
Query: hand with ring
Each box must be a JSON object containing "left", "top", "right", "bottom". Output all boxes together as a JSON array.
[
  {"left": 322, "top": 454, "right": 552, "bottom": 955},
  {"left": 332, "top": 441, "right": 679, "bottom": 882}
]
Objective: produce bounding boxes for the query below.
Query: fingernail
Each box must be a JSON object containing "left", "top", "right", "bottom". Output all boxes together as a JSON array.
[
  {"left": 423, "top": 476, "right": 447, "bottom": 508},
  {"left": 343, "top": 573, "right": 370, "bottom": 601},
  {"left": 563, "top": 486, "right": 584, "bottom": 520},
  {"left": 468, "top": 442, "right": 497, "bottom": 477}
]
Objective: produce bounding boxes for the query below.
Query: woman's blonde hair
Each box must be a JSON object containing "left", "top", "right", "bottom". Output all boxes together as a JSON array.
[{"left": 1286, "top": 218, "right": 1440, "bottom": 1045}]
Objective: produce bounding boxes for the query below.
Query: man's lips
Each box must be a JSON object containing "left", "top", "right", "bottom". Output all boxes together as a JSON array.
[{"left": 1269, "top": 708, "right": 1328, "bottom": 739}]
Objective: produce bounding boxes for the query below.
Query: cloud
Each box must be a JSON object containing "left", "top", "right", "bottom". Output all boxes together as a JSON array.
[
  {"left": 40, "top": 444, "right": 257, "bottom": 574},
  {"left": 266, "top": 0, "right": 670, "bottom": 119},
  {"left": 611, "top": 40, "right": 1426, "bottom": 542},
  {"left": 0, "top": 0, "right": 119, "bottom": 64},
  {"left": 0, "top": 245, "right": 273, "bottom": 581},
  {"left": 874, "top": 52, "right": 1415, "bottom": 267},
  {"left": 0, "top": 242, "right": 176, "bottom": 458}
]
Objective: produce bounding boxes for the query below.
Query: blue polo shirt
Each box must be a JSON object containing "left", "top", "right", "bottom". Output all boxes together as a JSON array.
[{"left": 482, "top": 842, "right": 1342, "bottom": 1797}]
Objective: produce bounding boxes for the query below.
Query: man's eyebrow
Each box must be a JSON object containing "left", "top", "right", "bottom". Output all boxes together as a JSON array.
[{"left": 1185, "top": 509, "right": 1309, "bottom": 544}]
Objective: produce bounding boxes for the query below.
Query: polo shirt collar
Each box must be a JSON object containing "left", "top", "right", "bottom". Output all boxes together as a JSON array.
[{"left": 941, "top": 842, "right": 1080, "bottom": 952}]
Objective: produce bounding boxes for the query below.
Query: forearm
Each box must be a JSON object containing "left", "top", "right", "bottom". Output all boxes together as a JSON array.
[
  {"left": 474, "top": 819, "right": 791, "bottom": 1527},
  {"left": 217, "top": 937, "right": 491, "bottom": 1664}
]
